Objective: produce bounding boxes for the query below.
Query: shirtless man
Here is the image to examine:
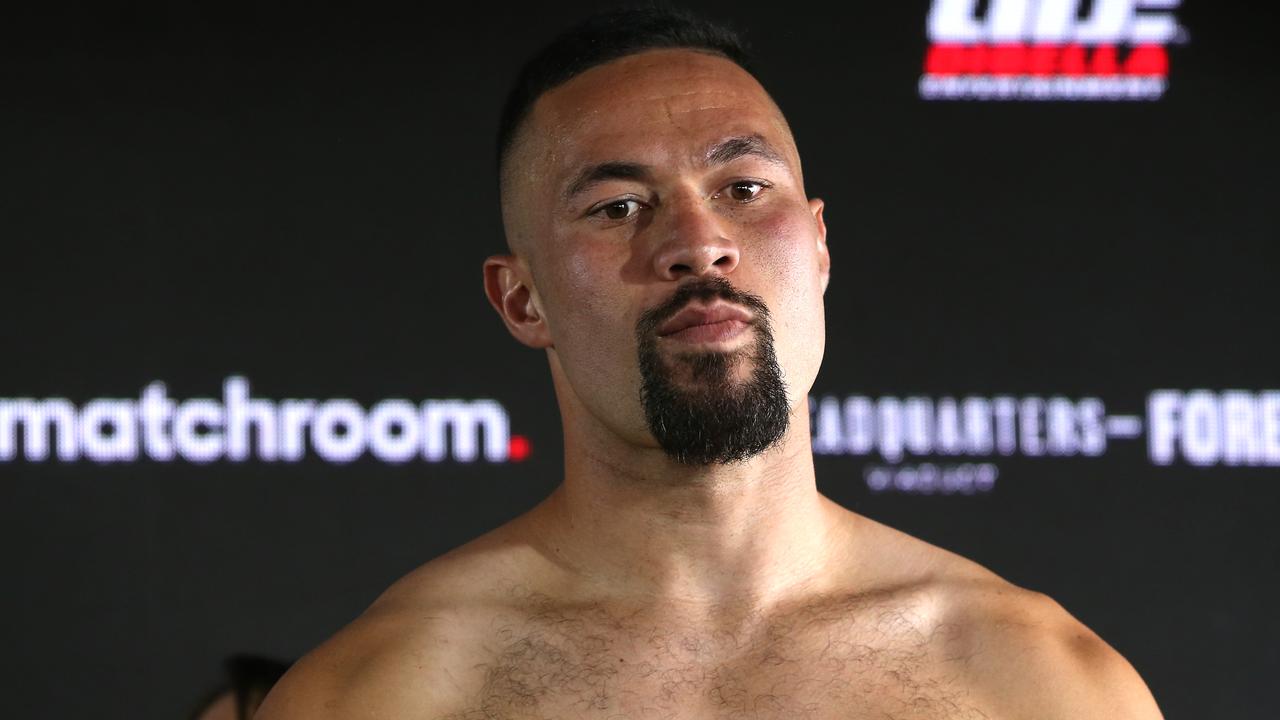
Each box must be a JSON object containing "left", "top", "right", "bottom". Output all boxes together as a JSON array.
[{"left": 257, "top": 8, "right": 1163, "bottom": 719}]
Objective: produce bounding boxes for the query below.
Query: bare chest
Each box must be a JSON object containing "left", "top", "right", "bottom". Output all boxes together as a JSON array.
[{"left": 439, "top": 598, "right": 990, "bottom": 720}]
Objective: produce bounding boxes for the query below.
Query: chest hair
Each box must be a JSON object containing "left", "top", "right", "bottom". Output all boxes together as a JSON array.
[{"left": 440, "top": 590, "right": 989, "bottom": 720}]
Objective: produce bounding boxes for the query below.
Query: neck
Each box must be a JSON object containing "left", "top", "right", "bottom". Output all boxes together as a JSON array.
[{"left": 526, "top": 398, "right": 848, "bottom": 612}]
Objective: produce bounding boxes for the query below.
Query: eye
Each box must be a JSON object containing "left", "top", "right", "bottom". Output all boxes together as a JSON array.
[
  {"left": 593, "top": 198, "right": 643, "bottom": 221},
  {"left": 723, "top": 180, "right": 768, "bottom": 202}
]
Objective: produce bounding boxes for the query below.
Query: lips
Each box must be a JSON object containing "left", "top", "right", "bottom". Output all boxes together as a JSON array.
[{"left": 657, "top": 302, "right": 754, "bottom": 338}]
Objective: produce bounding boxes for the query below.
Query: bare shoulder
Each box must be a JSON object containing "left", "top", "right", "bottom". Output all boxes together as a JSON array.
[
  {"left": 253, "top": 602, "right": 469, "bottom": 719},
  {"left": 847, "top": 513, "right": 1163, "bottom": 719},
  {"left": 255, "top": 526, "right": 545, "bottom": 720},
  {"left": 942, "top": 579, "right": 1164, "bottom": 719}
]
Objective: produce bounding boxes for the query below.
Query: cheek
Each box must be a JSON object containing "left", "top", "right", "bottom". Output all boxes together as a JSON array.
[
  {"left": 745, "top": 202, "right": 827, "bottom": 370},
  {"left": 542, "top": 239, "right": 611, "bottom": 332},
  {"left": 541, "top": 239, "right": 637, "bottom": 369},
  {"left": 749, "top": 203, "right": 825, "bottom": 305}
]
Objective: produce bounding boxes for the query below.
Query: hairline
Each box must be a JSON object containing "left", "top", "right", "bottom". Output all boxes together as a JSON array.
[{"left": 498, "top": 46, "right": 754, "bottom": 197}]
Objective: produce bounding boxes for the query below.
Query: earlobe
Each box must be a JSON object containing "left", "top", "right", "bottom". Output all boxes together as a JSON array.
[
  {"left": 810, "top": 198, "right": 831, "bottom": 294},
  {"left": 483, "top": 254, "right": 553, "bottom": 349}
]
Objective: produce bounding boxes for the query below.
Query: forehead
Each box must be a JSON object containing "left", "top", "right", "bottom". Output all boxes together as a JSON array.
[{"left": 522, "top": 49, "right": 797, "bottom": 183}]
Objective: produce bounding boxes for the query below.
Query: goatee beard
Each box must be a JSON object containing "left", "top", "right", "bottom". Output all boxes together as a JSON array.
[{"left": 635, "top": 277, "right": 790, "bottom": 466}]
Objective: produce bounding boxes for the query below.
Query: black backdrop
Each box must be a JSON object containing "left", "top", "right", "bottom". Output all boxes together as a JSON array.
[{"left": 2, "top": 3, "right": 1276, "bottom": 718}]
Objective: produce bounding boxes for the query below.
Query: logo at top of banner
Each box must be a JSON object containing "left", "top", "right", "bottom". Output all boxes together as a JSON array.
[{"left": 920, "top": 0, "right": 1187, "bottom": 101}]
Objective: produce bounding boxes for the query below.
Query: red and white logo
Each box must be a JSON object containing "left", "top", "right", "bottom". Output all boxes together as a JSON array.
[{"left": 920, "top": 0, "right": 1187, "bottom": 101}]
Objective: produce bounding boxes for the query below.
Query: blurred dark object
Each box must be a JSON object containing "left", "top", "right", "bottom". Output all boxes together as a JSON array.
[{"left": 188, "top": 654, "right": 291, "bottom": 720}]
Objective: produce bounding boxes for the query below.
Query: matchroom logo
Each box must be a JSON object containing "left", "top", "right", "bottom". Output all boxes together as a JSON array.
[
  {"left": 920, "top": 0, "right": 1187, "bottom": 101},
  {"left": 0, "top": 377, "right": 531, "bottom": 465}
]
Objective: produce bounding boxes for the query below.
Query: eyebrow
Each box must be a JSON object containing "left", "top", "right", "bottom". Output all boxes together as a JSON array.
[
  {"left": 704, "top": 134, "right": 787, "bottom": 168},
  {"left": 561, "top": 134, "right": 788, "bottom": 205},
  {"left": 562, "top": 162, "right": 653, "bottom": 205}
]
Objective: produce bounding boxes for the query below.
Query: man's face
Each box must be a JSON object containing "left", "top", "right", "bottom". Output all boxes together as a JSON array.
[{"left": 497, "top": 48, "right": 829, "bottom": 459}]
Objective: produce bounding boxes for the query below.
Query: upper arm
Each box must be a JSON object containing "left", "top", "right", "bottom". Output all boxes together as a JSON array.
[{"left": 960, "top": 590, "right": 1164, "bottom": 720}]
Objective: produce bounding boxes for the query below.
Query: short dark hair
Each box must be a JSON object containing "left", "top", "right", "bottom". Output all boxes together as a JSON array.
[{"left": 495, "top": 5, "right": 754, "bottom": 174}]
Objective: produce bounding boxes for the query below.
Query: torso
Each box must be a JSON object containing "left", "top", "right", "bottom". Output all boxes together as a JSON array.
[{"left": 258, "top": 506, "right": 1130, "bottom": 720}]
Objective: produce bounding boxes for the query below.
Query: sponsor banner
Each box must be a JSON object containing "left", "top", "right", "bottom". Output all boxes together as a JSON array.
[
  {"left": 0, "top": 377, "right": 528, "bottom": 465},
  {"left": 8, "top": 379, "right": 1275, "bottom": 483},
  {"left": 921, "top": 0, "right": 1186, "bottom": 101},
  {"left": 812, "top": 390, "right": 1280, "bottom": 493}
]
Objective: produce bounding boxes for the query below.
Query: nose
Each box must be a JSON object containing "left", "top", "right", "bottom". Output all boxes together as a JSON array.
[{"left": 651, "top": 196, "right": 740, "bottom": 281}]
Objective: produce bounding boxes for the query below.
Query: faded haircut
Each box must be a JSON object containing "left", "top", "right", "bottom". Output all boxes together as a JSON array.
[{"left": 495, "top": 5, "right": 754, "bottom": 177}]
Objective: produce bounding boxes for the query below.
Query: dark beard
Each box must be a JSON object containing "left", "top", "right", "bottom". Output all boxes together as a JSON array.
[{"left": 635, "top": 277, "right": 790, "bottom": 465}]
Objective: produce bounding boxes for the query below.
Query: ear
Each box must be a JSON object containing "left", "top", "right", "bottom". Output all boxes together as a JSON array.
[
  {"left": 810, "top": 198, "right": 830, "bottom": 294},
  {"left": 483, "top": 254, "right": 553, "bottom": 349}
]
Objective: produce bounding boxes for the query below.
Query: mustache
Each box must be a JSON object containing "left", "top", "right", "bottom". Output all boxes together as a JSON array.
[{"left": 635, "top": 276, "right": 771, "bottom": 339}]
